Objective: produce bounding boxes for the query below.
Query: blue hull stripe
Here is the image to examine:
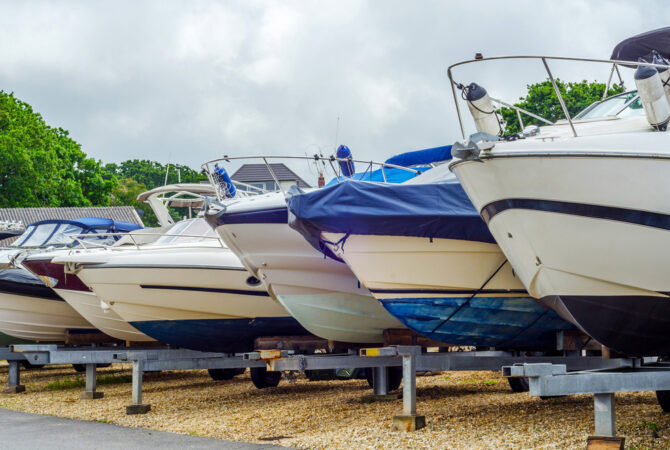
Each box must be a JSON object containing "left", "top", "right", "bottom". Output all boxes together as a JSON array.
[
  {"left": 481, "top": 198, "right": 670, "bottom": 231},
  {"left": 370, "top": 288, "right": 527, "bottom": 295},
  {"left": 129, "top": 317, "right": 309, "bottom": 353},
  {"left": 379, "top": 296, "right": 573, "bottom": 348},
  {"left": 140, "top": 284, "right": 270, "bottom": 297},
  {"left": 215, "top": 207, "right": 288, "bottom": 225}
]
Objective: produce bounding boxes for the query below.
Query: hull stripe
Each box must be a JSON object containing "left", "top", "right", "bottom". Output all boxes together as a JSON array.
[
  {"left": 481, "top": 198, "right": 670, "bottom": 231},
  {"left": 140, "top": 284, "right": 270, "bottom": 297},
  {"left": 369, "top": 288, "right": 527, "bottom": 295}
]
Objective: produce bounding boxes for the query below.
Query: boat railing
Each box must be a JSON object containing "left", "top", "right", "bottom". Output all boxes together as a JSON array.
[
  {"left": 67, "top": 232, "right": 226, "bottom": 251},
  {"left": 447, "top": 55, "right": 670, "bottom": 140},
  {"left": 201, "top": 154, "right": 423, "bottom": 201}
]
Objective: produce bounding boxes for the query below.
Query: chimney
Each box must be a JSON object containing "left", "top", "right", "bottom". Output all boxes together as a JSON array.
[{"left": 318, "top": 172, "right": 325, "bottom": 188}]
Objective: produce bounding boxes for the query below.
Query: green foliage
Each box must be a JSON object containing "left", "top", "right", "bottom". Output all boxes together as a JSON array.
[
  {"left": 0, "top": 91, "right": 208, "bottom": 220},
  {"left": 0, "top": 91, "right": 115, "bottom": 207},
  {"left": 104, "top": 159, "right": 206, "bottom": 189},
  {"left": 498, "top": 79, "right": 625, "bottom": 134}
]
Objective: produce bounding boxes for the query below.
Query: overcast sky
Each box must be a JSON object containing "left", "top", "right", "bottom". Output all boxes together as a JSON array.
[{"left": 0, "top": 0, "right": 666, "bottom": 183}]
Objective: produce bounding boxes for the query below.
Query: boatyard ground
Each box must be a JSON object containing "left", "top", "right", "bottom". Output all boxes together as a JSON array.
[{"left": 1, "top": 363, "right": 669, "bottom": 449}]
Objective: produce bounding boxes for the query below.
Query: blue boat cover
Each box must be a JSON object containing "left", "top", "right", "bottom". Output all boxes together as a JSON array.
[
  {"left": 384, "top": 145, "right": 452, "bottom": 167},
  {"left": 27, "top": 217, "right": 142, "bottom": 232},
  {"left": 325, "top": 166, "right": 430, "bottom": 187},
  {"left": 286, "top": 179, "right": 495, "bottom": 259}
]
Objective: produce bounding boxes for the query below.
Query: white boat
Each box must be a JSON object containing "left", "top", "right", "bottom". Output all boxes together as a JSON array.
[
  {"left": 0, "top": 218, "right": 141, "bottom": 342},
  {"left": 0, "top": 267, "right": 93, "bottom": 342},
  {"left": 22, "top": 247, "right": 155, "bottom": 342},
  {"left": 448, "top": 45, "right": 670, "bottom": 355},
  {"left": 53, "top": 218, "right": 307, "bottom": 352},
  {"left": 202, "top": 153, "right": 460, "bottom": 344},
  {"left": 286, "top": 162, "right": 573, "bottom": 348},
  {"left": 206, "top": 191, "right": 405, "bottom": 343}
]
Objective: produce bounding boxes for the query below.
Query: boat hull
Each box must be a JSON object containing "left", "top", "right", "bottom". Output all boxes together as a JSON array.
[
  {"left": 208, "top": 199, "right": 406, "bottom": 344},
  {"left": 452, "top": 149, "right": 670, "bottom": 355},
  {"left": 0, "top": 293, "right": 93, "bottom": 342},
  {"left": 68, "top": 247, "right": 307, "bottom": 352},
  {"left": 322, "top": 233, "right": 571, "bottom": 348},
  {"left": 22, "top": 257, "right": 155, "bottom": 342}
]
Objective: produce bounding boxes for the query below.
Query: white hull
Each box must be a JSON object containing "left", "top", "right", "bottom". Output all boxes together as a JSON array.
[
  {"left": 54, "top": 288, "right": 155, "bottom": 342},
  {"left": 322, "top": 233, "right": 522, "bottom": 293},
  {"left": 278, "top": 292, "right": 403, "bottom": 343},
  {"left": 210, "top": 192, "right": 406, "bottom": 343},
  {"left": 0, "top": 293, "right": 94, "bottom": 342},
  {"left": 451, "top": 122, "right": 670, "bottom": 354},
  {"left": 62, "top": 246, "right": 286, "bottom": 323}
]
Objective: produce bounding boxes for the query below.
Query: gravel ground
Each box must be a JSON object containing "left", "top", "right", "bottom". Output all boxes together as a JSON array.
[{"left": 1, "top": 362, "right": 669, "bottom": 449}]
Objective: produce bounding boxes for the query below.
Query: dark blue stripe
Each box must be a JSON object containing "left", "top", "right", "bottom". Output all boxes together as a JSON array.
[
  {"left": 140, "top": 285, "right": 269, "bottom": 297},
  {"left": 481, "top": 198, "right": 670, "bottom": 231},
  {"left": 130, "top": 317, "right": 309, "bottom": 353},
  {"left": 219, "top": 207, "right": 288, "bottom": 225},
  {"left": 369, "top": 288, "right": 527, "bottom": 295}
]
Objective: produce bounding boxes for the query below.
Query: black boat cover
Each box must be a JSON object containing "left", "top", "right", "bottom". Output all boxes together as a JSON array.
[
  {"left": 0, "top": 267, "right": 61, "bottom": 299},
  {"left": 611, "top": 27, "right": 670, "bottom": 64}
]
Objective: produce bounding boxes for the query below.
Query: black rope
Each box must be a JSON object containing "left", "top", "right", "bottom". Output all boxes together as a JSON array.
[{"left": 428, "top": 259, "right": 509, "bottom": 336}]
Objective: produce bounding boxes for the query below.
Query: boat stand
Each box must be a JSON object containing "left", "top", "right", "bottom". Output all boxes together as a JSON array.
[
  {"left": 504, "top": 360, "right": 669, "bottom": 449},
  {"left": 246, "top": 345, "right": 635, "bottom": 432},
  {"left": 1, "top": 345, "right": 266, "bottom": 414}
]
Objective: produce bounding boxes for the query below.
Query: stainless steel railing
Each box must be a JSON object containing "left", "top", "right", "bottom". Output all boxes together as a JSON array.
[{"left": 447, "top": 55, "right": 670, "bottom": 140}]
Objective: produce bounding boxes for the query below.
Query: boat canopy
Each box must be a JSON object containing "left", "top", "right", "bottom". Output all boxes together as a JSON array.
[
  {"left": 152, "top": 218, "right": 219, "bottom": 245},
  {"left": 325, "top": 145, "right": 451, "bottom": 186},
  {"left": 384, "top": 145, "right": 452, "bottom": 167},
  {"left": 286, "top": 179, "right": 495, "bottom": 260},
  {"left": 12, "top": 217, "right": 142, "bottom": 248},
  {"left": 611, "top": 27, "right": 670, "bottom": 64}
]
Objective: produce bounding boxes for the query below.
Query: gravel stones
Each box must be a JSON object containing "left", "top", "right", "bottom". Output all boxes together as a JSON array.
[{"left": 0, "top": 364, "right": 669, "bottom": 449}]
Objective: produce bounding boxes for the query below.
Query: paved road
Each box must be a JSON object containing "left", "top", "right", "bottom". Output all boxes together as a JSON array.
[{"left": 0, "top": 409, "right": 281, "bottom": 449}]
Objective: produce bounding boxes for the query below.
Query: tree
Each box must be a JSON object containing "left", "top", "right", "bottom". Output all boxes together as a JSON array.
[
  {"left": 498, "top": 79, "right": 624, "bottom": 134},
  {"left": 104, "top": 159, "right": 206, "bottom": 190},
  {"left": 0, "top": 91, "right": 114, "bottom": 207}
]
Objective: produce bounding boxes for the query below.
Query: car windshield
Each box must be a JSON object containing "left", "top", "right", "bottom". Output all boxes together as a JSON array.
[
  {"left": 153, "top": 218, "right": 219, "bottom": 245},
  {"left": 576, "top": 91, "right": 644, "bottom": 120}
]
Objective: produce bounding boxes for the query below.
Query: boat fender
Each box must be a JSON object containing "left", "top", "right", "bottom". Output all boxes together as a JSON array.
[
  {"left": 464, "top": 83, "right": 502, "bottom": 136},
  {"left": 336, "top": 145, "right": 355, "bottom": 178},
  {"left": 635, "top": 58, "right": 670, "bottom": 131},
  {"left": 214, "top": 164, "right": 237, "bottom": 198},
  {"left": 652, "top": 50, "right": 670, "bottom": 103}
]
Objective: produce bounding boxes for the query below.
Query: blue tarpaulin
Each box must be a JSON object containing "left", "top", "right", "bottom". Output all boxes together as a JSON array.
[
  {"left": 286, "top": 179, "right": 495, "bottom": 258},
  {"left": 384, "top": 145, "right": 452, "bottom": 167},
  {"left": 325, "top": 166, "right": 431, "bottom": 186}
]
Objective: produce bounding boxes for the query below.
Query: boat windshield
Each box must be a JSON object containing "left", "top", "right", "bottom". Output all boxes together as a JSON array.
[
  {"left": 576, "top": 91, "right": 644, "bottom": 120},
  {"left": 11, "top": 223, "right": 117, "bottom": 248},
  {"left": 153, "top": 218, "right": 219, "bottom": 245}
]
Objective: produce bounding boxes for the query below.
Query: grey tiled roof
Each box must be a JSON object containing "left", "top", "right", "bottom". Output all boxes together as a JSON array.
[
  {"left": 0, "top": 206, "right": 143, "bottom": 245},
  {"left": 231, "top": 164, "right": 311, "bottom": 188}
]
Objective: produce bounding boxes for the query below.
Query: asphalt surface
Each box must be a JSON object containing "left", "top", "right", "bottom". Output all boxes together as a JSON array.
[{"left": 0, "top": 409, "right": 281, "bottom": 449}]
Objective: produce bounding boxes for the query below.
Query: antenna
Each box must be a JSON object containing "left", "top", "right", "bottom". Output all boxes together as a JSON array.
[
  {"left": 164, "top": 153, "right": 172, "bottom": 186},
  {"left": 334, "top": 116, "right": 340, "bottom": 148}
]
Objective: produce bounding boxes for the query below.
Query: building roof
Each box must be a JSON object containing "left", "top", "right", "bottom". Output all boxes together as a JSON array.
[
  {"left": 231, "top": 163, "right": 311, "bottom": 188},
  {"left": 0, "top": 206, "right": 143, "bottom": 246}
]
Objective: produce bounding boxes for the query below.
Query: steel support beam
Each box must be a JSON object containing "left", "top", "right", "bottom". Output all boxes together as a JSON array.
[{"left": 593, "top": 393, "right": 616, "bottom": 437}]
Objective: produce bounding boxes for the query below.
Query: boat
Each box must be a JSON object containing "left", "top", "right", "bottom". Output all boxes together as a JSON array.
[
  {"left": 52, "top": 217, "right": 307, "bottom": 353},
  {"left": 203, "top": 150, "right": 448, "bottom": 344},
  {"left": 448, "top": 30, "right": 670, "bottom": 355},
  {"left": 20, "top": 185, "right": 226, "bottom": 343},
  {"left": 0, "top": 217, "right": 141, "bottom": 342},
  {"left": 286, "top": 161, "right": 574, "bottom": 348}
]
